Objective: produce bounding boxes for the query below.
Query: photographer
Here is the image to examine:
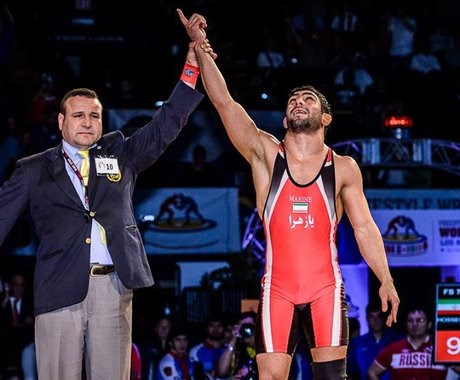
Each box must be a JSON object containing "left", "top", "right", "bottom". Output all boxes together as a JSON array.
[{"left": 217, "top": 313, "right": 257, "bottom": 380}]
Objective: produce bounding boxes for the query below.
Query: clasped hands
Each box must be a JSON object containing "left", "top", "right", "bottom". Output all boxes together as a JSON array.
[{"left": 177, "top": 8, "right": 217, "bottom": 59}]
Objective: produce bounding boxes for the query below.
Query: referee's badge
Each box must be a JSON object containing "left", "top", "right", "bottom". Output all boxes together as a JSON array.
[
  {"left": 107, "top": 172, "right": 122, "bottom": 182},
  {"left": 95, "top": 156, "right": 121, "bottom": 182}
]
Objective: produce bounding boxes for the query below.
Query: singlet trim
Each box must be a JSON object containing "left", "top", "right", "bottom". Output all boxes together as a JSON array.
[{"left": 281, "top": 141, "right": 330, "bottom": 187}]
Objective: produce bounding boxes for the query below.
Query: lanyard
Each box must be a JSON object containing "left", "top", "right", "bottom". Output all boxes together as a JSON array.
[{"left": 61, "top": 148, "right": 89, "bottom": 210}]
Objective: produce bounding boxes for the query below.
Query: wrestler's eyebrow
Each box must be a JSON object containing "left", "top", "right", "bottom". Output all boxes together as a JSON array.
[
  {"left": 289, "top": 91, "right": 318, "bottom": 103},
  {"left": 293, "top": 91, "right": 317, "bottom": 99},
  {"left": 301, "top": 91, "right": 318, "bottom": 99}
]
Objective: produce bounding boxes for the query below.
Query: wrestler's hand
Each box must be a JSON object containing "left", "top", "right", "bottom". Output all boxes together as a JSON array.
[
  {"left": 379, "top": 280, "right": 400, "bottom": 326},
  {"left": 177, "top": 9, "right": 217, "bottom": 60},
  {"left": 177, "top": 9, "right": 207, "bottom": 43}
]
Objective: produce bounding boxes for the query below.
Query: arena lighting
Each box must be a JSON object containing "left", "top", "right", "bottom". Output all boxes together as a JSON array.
[
  {"left": 260, "top": 92, "right": 270, "bottom": 100},
  {"left": 384, "top": 115, "right": 414, "bottom": 128}
]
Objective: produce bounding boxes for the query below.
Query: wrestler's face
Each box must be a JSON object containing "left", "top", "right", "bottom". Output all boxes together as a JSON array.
[
  {"left": 285, "top": 90, "right": 324, "bottom": 134},
  {"left": 59, "top": 95, "right": 103, "bottom": 149}
]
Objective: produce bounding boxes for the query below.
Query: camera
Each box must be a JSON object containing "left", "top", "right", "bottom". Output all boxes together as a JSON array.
[{"left": 239, "top": 323, "right": 255, "bottom": 338}]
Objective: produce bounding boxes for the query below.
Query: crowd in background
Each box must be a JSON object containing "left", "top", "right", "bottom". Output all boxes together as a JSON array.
[
  {"left": 1, "top": 0, "right": 460, "bottom": 189},
  {"left": 2, "top": 271, "right": 460, "bottom": 379}
]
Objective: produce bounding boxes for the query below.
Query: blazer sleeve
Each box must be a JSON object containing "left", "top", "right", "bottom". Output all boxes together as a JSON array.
[
  {"left": 125, "top": 81, "right": 204, "bottom": 173},
  {"left": 0, "top": 160, "right": 30, "bottom": 246}
]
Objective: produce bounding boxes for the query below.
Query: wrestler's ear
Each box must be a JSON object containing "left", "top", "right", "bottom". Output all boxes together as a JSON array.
[
  {"left": 283, "top": 117, "right": 288, "bottom": 130},
  {"left": 322, "top": 113, "right": 332, "bottom": 127}
]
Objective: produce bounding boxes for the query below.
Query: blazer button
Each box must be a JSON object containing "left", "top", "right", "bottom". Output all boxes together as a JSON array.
[
  {"left": 89, "top": 211, "right": 96, "bottom": 217},
  {"left": 85, "top": 237, "right": 91, "bottom": 244}
]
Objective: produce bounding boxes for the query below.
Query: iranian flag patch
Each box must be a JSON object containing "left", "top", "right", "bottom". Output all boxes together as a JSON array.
[{"left": 292, "top": 202, "right": 308, "bottom": 213}]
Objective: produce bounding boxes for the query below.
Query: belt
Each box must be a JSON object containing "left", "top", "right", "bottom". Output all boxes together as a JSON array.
[{"left": 90, "top": 264, "right": 115, "bottom": 276}]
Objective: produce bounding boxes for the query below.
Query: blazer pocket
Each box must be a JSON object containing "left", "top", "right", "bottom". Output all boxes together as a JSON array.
[{"left": 40, "top": 248, "right": 64, "bottom": 261}]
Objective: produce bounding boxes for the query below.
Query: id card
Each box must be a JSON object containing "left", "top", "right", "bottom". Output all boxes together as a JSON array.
[{"left": 95, "top": 156, "right": 120, "bottom": 175}]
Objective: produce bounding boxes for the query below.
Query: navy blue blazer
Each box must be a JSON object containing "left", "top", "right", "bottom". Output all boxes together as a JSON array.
[{"left": 0, "top": 81, "right": 203, "bottom": 315}]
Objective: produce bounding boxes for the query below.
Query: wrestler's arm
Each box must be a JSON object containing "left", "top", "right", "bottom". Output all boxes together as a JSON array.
[
  {"left": 177, "top": 9, "right": 278, "bottom": 212},
  {"left": 198, "top": 42, "right": 277, "bottom": 164},
  {"left": 337, "top": 154, "right": 400, "bottom": 326},
  {"left": 177, "top": 9, "right": 277, "bottom": 164}
]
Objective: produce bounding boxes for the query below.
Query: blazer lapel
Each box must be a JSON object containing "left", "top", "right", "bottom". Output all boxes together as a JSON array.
[{"left": 46, "top": 145, "right": 84, "bottom": 207}]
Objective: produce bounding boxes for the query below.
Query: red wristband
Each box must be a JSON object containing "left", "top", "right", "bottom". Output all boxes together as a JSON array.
[{"left": 180, "top": 63, "right": 200, "bottom": 86}]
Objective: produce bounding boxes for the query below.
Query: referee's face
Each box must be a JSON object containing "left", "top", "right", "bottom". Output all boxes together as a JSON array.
[{"left": 59, "top": 95, "right": 103, "bottom": 150}]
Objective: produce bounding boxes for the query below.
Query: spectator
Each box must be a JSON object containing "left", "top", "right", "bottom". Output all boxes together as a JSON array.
[
  {"left": 330, "top": 0, "right": 359, "bottom": 34},
  {"left": 0, "top": 272, "right": 34, "bottom": 374},
  {"left": 385, "top": 5, "right": 417, "bottom": 74},
  {"left": 109, "top": 76, "right": 145, "bottom": 109},
  {"left": 21, "top": 341, "right": 37, "bottom": 380},
  {"left": 410, "top": 37, "right": 442, "bottom": 75},
  {"left": 347, "top": 302, "right": 403, "bottom": 380},
  {"left": 181, "top": 144, "right": 222, "bottom": 187},
  {"left": 131, "top": 342, "right": 142, "bottom": 380},
  {"left": 157, "top": 324, "right": 194, "bottom": 380},
  {"left": 26, "top": 74, "right": 59, "bottom": 127},
  {"left": 256, "top": 36, "right": 285, "bottom": 71},
  {"left": 216, "top": 312, "right": 257, "bottom": 380},
  {"left": 139, "top": 315, "right": 173, "bottom": 380},
  {"left": 189, "top": 315, "right": 227, "bottom": 379},
  {"left": 367, "top": 306, "right": 448, "bottom": 379},
  {"left": 334, "top": 52, "right": 375, "bottom": 96},
  {"left": 330, "top": 0, "right": 362, "bottom": 50}
]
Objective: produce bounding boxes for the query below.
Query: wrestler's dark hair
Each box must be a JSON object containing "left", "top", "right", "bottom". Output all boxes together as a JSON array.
[
  {"left": 287, "top": 85, "right": 332, "bottom": 115},
  {"left": 60, "top": 88, "right": 101, "bottom": 115}
]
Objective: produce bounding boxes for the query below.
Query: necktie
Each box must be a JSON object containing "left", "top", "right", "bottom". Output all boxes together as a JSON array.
[
  {"left": 77, "top": 149, "right": 107, "bottom": 245},
  {"left": 78, "top": 149, "right": 89, "bottom": 186},
  {"left": 11, "top": 298, "right": 19, "bottom": 326}
]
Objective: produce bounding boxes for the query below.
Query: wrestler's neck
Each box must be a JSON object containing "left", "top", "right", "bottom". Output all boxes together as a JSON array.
[{"left": 284, "top": 132, "right": 327, "bottom": 160}]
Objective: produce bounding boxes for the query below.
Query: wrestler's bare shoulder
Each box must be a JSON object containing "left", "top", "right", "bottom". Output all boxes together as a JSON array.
[{"left": 332, "top": 151, "right": 362, "bottom": 180}]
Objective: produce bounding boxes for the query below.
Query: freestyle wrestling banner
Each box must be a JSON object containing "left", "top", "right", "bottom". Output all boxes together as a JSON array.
[
  {"left": 367, "top": 189, "right": 460, "bottom": 266},
  {"left": 133, "top": 187, "right": 241, "bottom": 254}
]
